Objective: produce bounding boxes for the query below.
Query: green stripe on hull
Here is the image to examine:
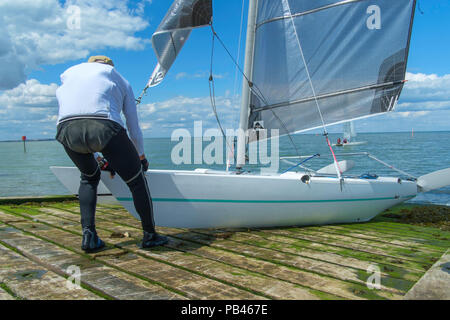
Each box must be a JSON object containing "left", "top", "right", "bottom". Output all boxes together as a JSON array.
[{"left": 117, "top": 195, "right": 416, "bottom": 204}]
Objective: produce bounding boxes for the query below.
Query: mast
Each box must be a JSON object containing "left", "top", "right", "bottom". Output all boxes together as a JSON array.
[{"left": 236, "top": 0, "right": 258, "bottom": 169}]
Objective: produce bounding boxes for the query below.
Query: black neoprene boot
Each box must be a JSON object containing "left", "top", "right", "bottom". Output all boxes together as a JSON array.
[
  {"left": 81, "top": 227, "right": 105, "bottom": 253},
  {"left": 141, "top": 231, "right": 168, "bottom": 248}
]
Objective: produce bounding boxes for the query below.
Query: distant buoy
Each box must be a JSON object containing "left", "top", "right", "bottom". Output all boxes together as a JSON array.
[{"left": 22, "top": 136, "right": 27, "bottom": 153}]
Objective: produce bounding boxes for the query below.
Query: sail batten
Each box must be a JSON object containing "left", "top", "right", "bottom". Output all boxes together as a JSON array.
[
  {"left": 252, "top": 80, "right": 405, "bottom": 113},
  {"left": 248, "top": 0, "right": 416, "bottom": 140},
  {"left": 256, "top": 0, "right": 368, "bottom": 29}
]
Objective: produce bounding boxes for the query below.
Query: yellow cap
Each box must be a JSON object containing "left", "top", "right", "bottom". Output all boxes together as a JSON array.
[{"left": 87, "top": 55, "right": 114, "bottom": 67}]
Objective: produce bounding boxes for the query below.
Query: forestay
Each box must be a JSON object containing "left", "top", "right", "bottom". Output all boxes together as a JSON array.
[
  {"left": 248, "top": 0, "right": 416, "bottom": 139},
  {"left": 147, "top": 0, "right": 213, "bottom": 87}
]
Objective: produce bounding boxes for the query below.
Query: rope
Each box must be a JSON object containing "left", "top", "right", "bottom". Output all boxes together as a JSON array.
[
  {"left": 136, "top": 84, "right": 150, "bottom": 106},
  {"left": 209, "top": 33, "right": 227, "bottom": 138},
  {"left": 208, "top": 30, "right": 235, "bottom": 161},
  {"left": 280, "top": 158, "right": 316, "bottom": 173},
  {"left": 233, "top": 0, "right": 246, "bottom": 98},
  {"left": 282, "top": 153, "right": 320, "bottom": 174},
  {"left": 282, "top": 151, "right": 417, "bottom": 180},
  {"left": 283, "top": 0, "right": 342, "bottom": 179}
]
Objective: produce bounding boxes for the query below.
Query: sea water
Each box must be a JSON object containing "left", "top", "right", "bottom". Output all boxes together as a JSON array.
[{"left": 0, "top": 131, "right": 449, "bottom": 206}]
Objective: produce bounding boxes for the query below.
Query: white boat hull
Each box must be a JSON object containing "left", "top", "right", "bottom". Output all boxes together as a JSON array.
[
  {"left": 95, "top": 169, "right": 417, "bottom": 229},
  {"left": 333, "top": 141, "right": 368, "bottom": 147}
]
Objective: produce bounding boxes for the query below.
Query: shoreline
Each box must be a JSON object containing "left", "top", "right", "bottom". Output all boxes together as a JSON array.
[
  {"left": 0, "top": 196, "right": 448, "bottom": 231},
  {"left": 0, "top": 195, "right": 77, "bottom": 205}
]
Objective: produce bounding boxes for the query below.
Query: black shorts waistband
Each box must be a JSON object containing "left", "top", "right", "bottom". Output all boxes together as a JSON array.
[{"left": 58, "top": 114, "right": 109, "bottom": 124}]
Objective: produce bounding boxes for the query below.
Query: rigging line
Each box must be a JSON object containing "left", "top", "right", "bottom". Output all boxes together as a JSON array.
[
  {"left": 267, "top": 108, "right": 301, "bottom": 157},
  {"left": 209, "top": 25, "right": 266, "bottom": 106},
  {"left": 233, "top": 0, "right": 246, "bottom": 98},
  {"left": 417, "top": 0, "right": 424, "bottom": 15},
  {"left": 208, "top": 30, "right": 234, "bottom": 156},
  {"left": 283, "top": 0, "right": 342, "bottom": 178},
  {"left": 282, "top": 153, "right": 320, "bottom": 174},
  {"left": 209, "top": 24, "right": 301, "bottom": 158},
  {"left": 283, "top": 2, "right": 325, "bottom": 132},
  {"left": 280, "top": 159, "right": 316, "bottom": 174},
  {"left": 136, "top": 84, "right": 150, "bottom": 106}
]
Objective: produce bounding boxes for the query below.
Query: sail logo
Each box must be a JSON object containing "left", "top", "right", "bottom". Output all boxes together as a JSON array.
[
  {"left": 366, "top": 5, "right": 381, "bottom": 30},
  {"left": 147, "top": 64, "right": 166, "bottom": 87}
]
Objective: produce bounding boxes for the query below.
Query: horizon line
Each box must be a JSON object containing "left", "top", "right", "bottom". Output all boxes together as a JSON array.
[{"left": 1, "top": 129, "right": 450, "bottom": 142}]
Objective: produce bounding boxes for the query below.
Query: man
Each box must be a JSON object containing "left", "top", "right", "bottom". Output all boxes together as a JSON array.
[{"left": 55, "top": 55, "right": 168, "bottom": 253}]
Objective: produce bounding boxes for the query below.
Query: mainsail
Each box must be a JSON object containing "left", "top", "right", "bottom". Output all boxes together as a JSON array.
[
  {"left": 147, "top": 0, "right": 212, "bottom": 87},
  {"left": 247, "top": 0, "right": 416, "bottom": 138}
]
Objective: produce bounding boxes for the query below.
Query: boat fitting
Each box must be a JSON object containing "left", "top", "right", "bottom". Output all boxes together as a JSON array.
[{"left": 301, "top": 175, "right": 310, "bottom": 184}]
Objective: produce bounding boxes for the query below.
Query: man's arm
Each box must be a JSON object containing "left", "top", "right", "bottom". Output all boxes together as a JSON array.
[
  {"left": 123, "top": 89, "right": 150, "bottom": 171},
  {"left": 112, "top": 69, "right": 149, "bottom": 171},
  {"left": 118, "top": 76, "right": 145, "bottom": 157}
]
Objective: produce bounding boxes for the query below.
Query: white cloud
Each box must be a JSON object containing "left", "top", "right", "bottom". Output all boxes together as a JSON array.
[
  {"left": 175, "top": 71, "right": 227, "bottom": 81},
  {"left": 137, "top": 95, "right": 240, "bottom": 136},
  {"left": 392, "top": 72, "right": 450, "bottom": 121},
  {"left": 0, "top": 79, "right": 58, "bottom": 109},
  {"left": 402, "top": 72, "right": 450, "bottom": 103},
  {"left": 0, "top": 0, "right": 151, "bottom": 89},
  {"left": 397, "top": 100, "right": 450, "bottom": 111},
  {"left": 0, "top": 79, "right": 59, "bottom": 131},
  {"left": 133, "top": 0, "right": 153, "bottom": 15},
  {"left": 392, "top": 111, "right": 431, "bottom": 118},
  {"left": 175, "top": 72, "right": 188, "bottom": 80}
]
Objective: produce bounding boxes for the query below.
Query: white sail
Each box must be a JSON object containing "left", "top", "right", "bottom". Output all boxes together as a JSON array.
[
  {"left": 148, "top": 0, "right": 212, "bottom": 87},
  {"left": 343, "top": 122, "right": 357, "bottom": 141},
  {"left": 247, "top": 0, "right": 416, "bottom": 139}
]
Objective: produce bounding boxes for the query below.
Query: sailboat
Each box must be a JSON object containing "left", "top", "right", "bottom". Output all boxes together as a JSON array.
[
  {"left": 52, "top": 0, "right": 450, "bottom": 229},
  {"left": 334, "top": 122, "right": 367, "bottom": 147}
]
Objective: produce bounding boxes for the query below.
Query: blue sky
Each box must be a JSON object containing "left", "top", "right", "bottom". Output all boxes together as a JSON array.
[{"left": 0, "top": 0, "right": 449, "bottom": 140}]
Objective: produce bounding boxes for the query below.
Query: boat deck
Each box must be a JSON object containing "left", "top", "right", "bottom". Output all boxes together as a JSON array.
[{"left": 0, "top": 197, "right": 448, "bottom": 300}]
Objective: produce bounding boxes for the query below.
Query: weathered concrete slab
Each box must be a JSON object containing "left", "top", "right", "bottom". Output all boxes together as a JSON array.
[
  {"left": 0, "top": 244, "right": 101, "bottom": 300},
  {"left": 34, "top": 207, "right": 401, "bottom": 298},
  {"left": 259, "top": 228, "right": 437, "bottom": 267},
  {"left": 303, "top": 225, "right": 446, "bottom": 255},
  {"left": 404, "top": 250, "right": 450, "bottom": 300},
  {"left": 188, "top": 229, "right": 416, "bottom": 288},
  {"left": 1, "top": 200, "right": 449, "bottom": 300},
  {"left": 0, "top": 287, "right": 15, "bottom": 300},
  {"left": 0, "top": 225, "right": 185, "bottom": 300},
  {"left": 203, "top": 229, "right": 424, "bottom": 282},
  {"left": 0, "top": 210, "right": 266, "bottom": 300}
]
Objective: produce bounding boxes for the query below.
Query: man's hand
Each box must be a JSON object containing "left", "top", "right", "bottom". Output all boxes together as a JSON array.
[
  {"left": 97, "top": 156, "right": 116, "bottom": 178},
  {"left": 141, "top": 158, "right": 149, "bottom": 172}
]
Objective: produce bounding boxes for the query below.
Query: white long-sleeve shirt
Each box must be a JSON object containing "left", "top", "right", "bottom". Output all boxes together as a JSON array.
[{"left": 56, "top": 62, "right": 145, "bottom": 156}]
